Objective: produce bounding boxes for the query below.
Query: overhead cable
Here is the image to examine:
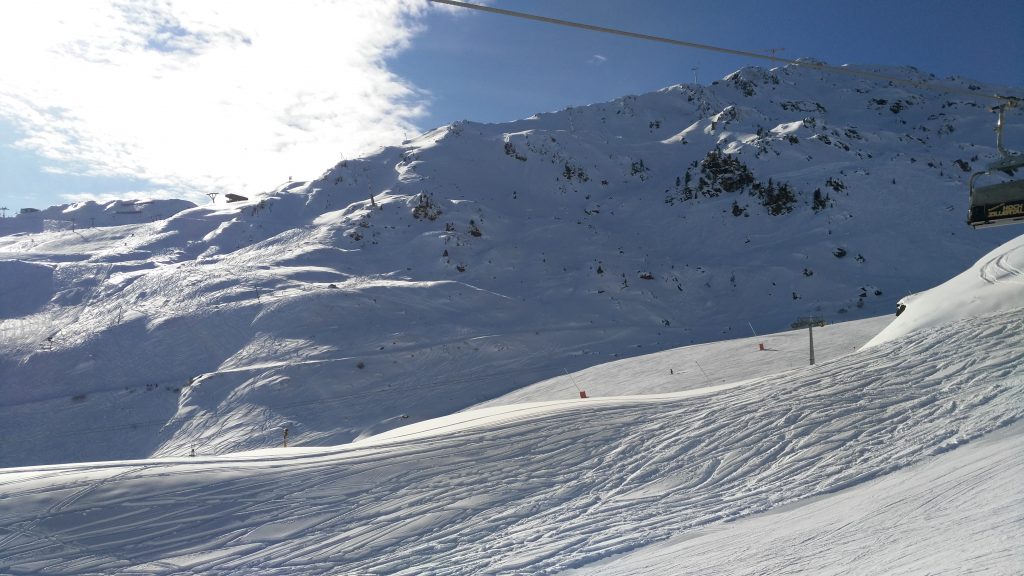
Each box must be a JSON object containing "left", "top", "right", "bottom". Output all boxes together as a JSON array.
[{"left": 427, "top": 0, "right": 1014, "bottom": 104}]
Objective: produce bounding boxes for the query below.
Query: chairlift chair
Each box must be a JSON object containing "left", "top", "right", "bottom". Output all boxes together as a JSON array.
[{"left": 968, "top": 100, "right": 1024, "bottom": 228}]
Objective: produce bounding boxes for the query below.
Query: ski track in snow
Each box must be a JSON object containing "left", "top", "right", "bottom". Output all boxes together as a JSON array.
[
  {"left": 1, "top": 307, "right": 1022, "bottom": 574},
  {"left": 980, "top": 243, "right": 1024, "bottom": 285}
]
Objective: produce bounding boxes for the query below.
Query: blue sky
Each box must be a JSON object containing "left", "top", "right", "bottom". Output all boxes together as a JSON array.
[
  {"left": 397, "top": 0, "right": 1023, "bottom": 127},
  {"left": 0, "top": 0, "right": 1021, "bottom": 211}
]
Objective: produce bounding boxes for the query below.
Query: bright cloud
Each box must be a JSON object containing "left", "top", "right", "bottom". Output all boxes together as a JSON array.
[{"left": 0, "top": 0, "right": 436, "bottom": 202}]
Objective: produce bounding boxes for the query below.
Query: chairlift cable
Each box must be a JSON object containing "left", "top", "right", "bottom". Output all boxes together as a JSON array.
[{"left": 427, "top": 0, "right": 1015, "bottom": 104}]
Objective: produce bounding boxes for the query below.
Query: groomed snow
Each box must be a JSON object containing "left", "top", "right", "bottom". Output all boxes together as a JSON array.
[
  {"left": 569, "top": 422, "right": 1024, "bottom": 575},
  {"left": 0, "top": 234, "right": 1021, "bottom": 574}
]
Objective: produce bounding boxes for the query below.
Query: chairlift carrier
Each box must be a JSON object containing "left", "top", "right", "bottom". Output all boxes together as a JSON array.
[{"left": 968, "top": 99, "right": 1024, "bottom": 228}]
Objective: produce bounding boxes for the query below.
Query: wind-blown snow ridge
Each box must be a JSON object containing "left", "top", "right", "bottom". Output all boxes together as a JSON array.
[
  {"left": 864, "top": 233, "right": 1024, "bottom": 347},
  {"left": 0, "top": 302, "right": 1021, "bottom": 574}
]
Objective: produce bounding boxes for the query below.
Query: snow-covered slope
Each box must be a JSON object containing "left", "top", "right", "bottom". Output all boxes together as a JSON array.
[
  {"left": 0, "top": 234, "right": 1021, "bottom": 574},
  {"left": 570, "top": 422, "right": 1024, "bottom": 575},
  {"left": 477, "top": 315, "right": 890, "bottom": 405},
  {"left": 864, "top": 233, "right": 1024, "bottom": 347},
  {"left": 1, "top": 62, "right": 1022, "bottom": 466}
]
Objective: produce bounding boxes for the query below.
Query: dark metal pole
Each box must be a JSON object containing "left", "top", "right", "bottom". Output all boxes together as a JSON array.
[
  {"left": 808, "top": 325, "right": 815, "bottom": 365},
  {"left": 792, "top": 316, "right": 825, "bottom": 366}
]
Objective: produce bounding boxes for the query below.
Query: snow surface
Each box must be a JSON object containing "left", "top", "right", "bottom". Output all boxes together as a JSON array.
[
  {"left": 0, "top": 233, "right": 1021, "bottom": 574},
  {"left": 569, "top": 422, "right": 1024, "bottom": 575},
  {"left": 864, "top": 232, "right": 1024, "bottom": 347},
  {"left": 477, "top": 315, "right": 890, "bottom": 405},
  {"left": 2, "top": 62, "right": 1022, "bottom": 467}
]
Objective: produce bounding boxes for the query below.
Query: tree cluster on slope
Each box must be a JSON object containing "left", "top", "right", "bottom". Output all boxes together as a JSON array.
[
  {"left": 751, "top": 179, "right": 797, "bottom": 216},
  {"left": 675, "top": 148, "right": 799, "bottom": 215},
  {"left": 503, "top": 141, "right": 527, "bottom": 161},
  {"left": 563, "top": 162, "right": 590, "bottom": 183},
  {"left": 812, "top": 189, "right": 832, "bottom": 212},
  {"left": 411, "top": 193, "right": 443, "bottom": 221},
  {"left": 694, "top": 148, "right": 754, "bottom": 197}
]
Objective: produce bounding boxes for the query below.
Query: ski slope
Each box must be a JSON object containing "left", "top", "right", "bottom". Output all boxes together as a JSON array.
[
  {"left": 477, "top": 315, "right": 890, "bottom": 405},
  {"left": 570, "top": 422, "right": 1024, "bottom": 575},
  {"left": 1, "top": 235, "right": 1021, "bottom": 575}
]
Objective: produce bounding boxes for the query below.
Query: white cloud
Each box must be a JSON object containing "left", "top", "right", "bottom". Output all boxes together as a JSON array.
[
  {"left": 60, "top": 188, "right": 185, "bottom": 205},
  {"left": 589, "top": 54, "right": 608, "bottom": 64},
  {"left": 0, "top": 0, "right": 435, "bottom": 202}
]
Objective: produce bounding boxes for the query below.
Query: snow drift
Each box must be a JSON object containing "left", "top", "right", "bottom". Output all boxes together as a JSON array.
[{"left": 864, "top": 233, "right": 1024, "bottom": 347}]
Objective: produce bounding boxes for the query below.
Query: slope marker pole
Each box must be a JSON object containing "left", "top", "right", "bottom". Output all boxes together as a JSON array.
[
  {"left": 694, "top": 360, "right": 712, "bottom": 386},
  {"left": 564, "top": 368, "right": 587, "bottom": 399},
  {"left": 749, "top": 322, "right": 764, "bottom": 351}
]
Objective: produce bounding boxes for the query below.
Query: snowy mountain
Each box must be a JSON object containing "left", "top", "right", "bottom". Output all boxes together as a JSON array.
[
  {"left": 0, "top": 232, "right": 1020, "bottom": 574},
  {"left": 1, "top": 62, "right": 1022, "bottom": 467}
]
